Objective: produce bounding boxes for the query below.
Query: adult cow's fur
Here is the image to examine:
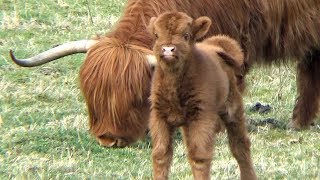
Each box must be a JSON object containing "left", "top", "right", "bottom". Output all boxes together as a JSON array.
[
  {"left": 10, "top": 0, "right": 320, "bottom": 147},
  {"left": 81, "top": 0, "right": 320, "bottom": 147}
]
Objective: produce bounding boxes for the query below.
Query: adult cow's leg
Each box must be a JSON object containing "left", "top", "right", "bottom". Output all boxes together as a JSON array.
[{"left": 291, "top": 52, "right": 320, "bottom": 129}]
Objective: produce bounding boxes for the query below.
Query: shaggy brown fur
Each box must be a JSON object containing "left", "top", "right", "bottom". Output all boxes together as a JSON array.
[
  {"left": 148, "top": 12, "right": 257, "bottom": 180},
  {"left": 79, "top": 0, "right": 320, "bottom": 147}
]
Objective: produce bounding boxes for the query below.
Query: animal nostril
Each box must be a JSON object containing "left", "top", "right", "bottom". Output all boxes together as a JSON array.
[{"left": 171, "top": 47, "right": 175, "bottom": 52}]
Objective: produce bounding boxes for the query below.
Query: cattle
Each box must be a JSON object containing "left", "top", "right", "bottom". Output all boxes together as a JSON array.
[
  {"left": 10, "top": 0, "right": 320, "bottom": 147},
  {"left": 148, "top": 12, "right": 257, "bottom": 180}
]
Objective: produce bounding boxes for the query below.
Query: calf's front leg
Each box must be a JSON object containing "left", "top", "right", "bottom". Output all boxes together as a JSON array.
[
  {"left": 150, "top": 115, "right": 175, "bottom": 180},
  {"left": 182, "top": 114, "right": 217, "bottom": 180}
]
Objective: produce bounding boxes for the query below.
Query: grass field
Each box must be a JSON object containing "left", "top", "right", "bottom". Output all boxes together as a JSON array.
[{"left": 1, "top": 0, "right": 320, "bottom": 179}]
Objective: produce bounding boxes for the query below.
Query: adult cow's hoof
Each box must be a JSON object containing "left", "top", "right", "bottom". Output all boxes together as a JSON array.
[{"left": 287, "top": 120, "right": 315, "bottom": 130}]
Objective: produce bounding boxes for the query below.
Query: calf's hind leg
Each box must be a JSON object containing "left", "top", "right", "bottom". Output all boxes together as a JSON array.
[{"left": 221, "top": 96, "right": 257, "bottom": 180}]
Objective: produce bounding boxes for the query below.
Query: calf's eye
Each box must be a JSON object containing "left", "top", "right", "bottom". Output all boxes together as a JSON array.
[
  {"left": 183, "top": 33, "right": 191, "bottom": 41},
  {"left": 154, "top": 33, "right": 159, "bottom": 39}
]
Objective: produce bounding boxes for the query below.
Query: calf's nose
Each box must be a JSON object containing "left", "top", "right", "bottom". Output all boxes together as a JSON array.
[{"left": 162, "top": 45, "right": 176, "bottom": 56}]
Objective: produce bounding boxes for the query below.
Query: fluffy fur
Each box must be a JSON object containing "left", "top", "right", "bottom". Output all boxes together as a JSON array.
[
  {"left": 148, "top": 12, "right": 257, "bottom": 180},
  {"left": 80, "top": 0, "right": 320, "bottom": 147}
]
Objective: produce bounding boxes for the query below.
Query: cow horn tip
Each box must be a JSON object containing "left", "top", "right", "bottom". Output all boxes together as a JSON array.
[{"left": 9, "top": 50, "right": 16, "bottom": 61}]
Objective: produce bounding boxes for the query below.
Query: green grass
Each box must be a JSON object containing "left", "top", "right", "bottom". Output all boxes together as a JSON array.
[{"left": 1, "top": 0, "right": 320, "bottom": 179}]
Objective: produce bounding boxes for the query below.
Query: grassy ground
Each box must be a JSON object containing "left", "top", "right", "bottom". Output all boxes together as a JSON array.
[{"left": 1, "top": 0, "right": 320, "bottom": 179}]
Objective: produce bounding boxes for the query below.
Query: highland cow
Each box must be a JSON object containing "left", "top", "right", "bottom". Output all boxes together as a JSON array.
[
  {"left": 10, "top": 0, "right": 320, "bottom": 147},
  {"left": 148, "top": 12, "right": 257, "bottom": 180}
]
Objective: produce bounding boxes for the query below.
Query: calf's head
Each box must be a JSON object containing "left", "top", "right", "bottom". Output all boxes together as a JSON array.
[{"left": 148, "top": 12, "right": 211, "bottom": 68}]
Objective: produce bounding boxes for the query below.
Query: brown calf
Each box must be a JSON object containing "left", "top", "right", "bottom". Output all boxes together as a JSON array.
[{"left": 148, "top": 12, "right": 257, "bottom": 180}]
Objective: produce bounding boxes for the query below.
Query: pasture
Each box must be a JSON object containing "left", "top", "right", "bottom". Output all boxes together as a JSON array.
[{"left": 0, "top": 0, "right": 319, "bottom": 179}]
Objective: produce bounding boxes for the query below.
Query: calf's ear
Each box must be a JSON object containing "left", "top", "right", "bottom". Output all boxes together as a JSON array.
[
  {"left": 192, "top": 16, "right": 211, "bottom": 40},
  {"left": 147, "top": 17, "right": 157, "bottom": 36}
]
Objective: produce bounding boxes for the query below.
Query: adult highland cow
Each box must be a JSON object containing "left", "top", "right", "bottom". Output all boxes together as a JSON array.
[{"left": 10, "top": 0, "right": 320, "bottom": 147}]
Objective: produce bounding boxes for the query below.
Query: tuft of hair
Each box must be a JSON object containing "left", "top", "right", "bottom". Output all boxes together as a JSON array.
[
  {"left": 79, "top": 37, "right": 152, "bottom": 146},
  {"left": 202, "top": 35, "right": 244, "bottom": 68}
]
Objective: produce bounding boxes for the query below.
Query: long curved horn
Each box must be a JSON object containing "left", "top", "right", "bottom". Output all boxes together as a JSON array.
[{"left": 10, "top": 40, "right": 98, "bottom": 67}]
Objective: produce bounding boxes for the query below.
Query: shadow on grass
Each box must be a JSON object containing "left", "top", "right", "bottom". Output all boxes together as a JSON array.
[
  {"left": 131, "top": 130, "right": 185, "bottom": 150},
  {"left": 248, "top": 118, "right": 287, "bottom": 131},
  {"left": 247, "top": 117, "right": 320, "bottom": 133}
]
